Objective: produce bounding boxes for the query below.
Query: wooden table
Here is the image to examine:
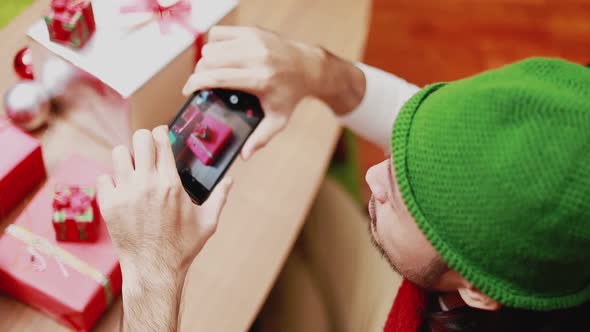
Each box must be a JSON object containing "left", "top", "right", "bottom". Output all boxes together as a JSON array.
[{"left": 0, "top": 0, "right": 369, "bottom": 331}]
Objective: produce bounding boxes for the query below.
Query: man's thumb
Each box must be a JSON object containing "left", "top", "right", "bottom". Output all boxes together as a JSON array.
[
  {"left": 201, "top": 176, "right": 234, "bottom": 227},
  {"left": 241, "top": 117, "right": 285, "bottom": 160}
]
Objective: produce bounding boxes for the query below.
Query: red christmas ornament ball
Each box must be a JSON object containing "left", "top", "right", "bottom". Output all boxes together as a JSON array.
[{"left": 14, "top": 47, "right": 34, "bottom": 80}]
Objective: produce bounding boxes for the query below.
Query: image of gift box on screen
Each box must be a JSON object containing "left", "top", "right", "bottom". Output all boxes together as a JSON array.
[
  {"left": 186, "top": 112, "right": 233, "bottom": 166},
  {"left": 52, "top": 185, "right": 99, "bottom": 242}
]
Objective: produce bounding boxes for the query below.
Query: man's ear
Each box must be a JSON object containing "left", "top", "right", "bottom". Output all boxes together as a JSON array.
[{"left": 457, "top": 286, "right": 502, "bottom": 311}]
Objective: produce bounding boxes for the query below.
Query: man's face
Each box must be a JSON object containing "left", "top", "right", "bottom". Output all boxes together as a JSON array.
[{"left": 365, "top": 158, "right": 450, "bottom": 290}]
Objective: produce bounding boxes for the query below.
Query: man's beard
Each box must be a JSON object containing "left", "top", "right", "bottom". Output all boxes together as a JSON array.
[
  {"left": 368, "top": 196, "right": 400, "bottom": 274},
  {"left": 367, "top": 196, "right": 447, "bottom": 289}
]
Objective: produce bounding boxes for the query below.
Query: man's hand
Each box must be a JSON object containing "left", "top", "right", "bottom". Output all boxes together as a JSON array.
[
  {"left": 182, "top": 26, "right": 365, "bottom": 160},
  {"left": 97, "top": 126, "right": 233, "bottom": 332}
]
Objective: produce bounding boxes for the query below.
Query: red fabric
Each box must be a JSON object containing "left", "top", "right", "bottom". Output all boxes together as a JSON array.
[
  {"left": 0, "top": 155, "right": 121, "bottom": 332},
  {"left": 384, "top": 279, "right": 429, "bottom": 332}
]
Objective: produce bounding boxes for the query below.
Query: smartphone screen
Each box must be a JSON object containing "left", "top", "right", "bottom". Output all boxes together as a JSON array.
[{"left": 168, "top": 89, "right": 264, "bottom": 204}]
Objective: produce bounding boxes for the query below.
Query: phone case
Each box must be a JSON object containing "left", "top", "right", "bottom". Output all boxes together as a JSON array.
[{"left": 186, "top": 113, "right": 233, "bottom": 166}]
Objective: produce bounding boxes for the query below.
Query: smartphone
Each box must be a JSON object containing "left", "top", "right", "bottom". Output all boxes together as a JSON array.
[{"left": 168, "top": 89, "right": 264, "bottom": 204}]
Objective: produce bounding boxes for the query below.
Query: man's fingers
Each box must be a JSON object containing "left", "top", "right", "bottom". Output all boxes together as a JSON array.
[
  {"left": 199, "top": 177, "right": 234, "bottom": 230},
  {"left": 182, "top": 69, "right": 259, "bottom": 96},
  {"left": 96, "top": 174, "right": 115, "bottom": 211},
  {"left": 197, "top": 39, "right": 262, "bottom": 71},
  {"left": 152, "top": 125, "right": 179, "bottom": 181},
  {"left": 112, "top": 145, "right": 134, "bottom": 184},
  {"left": 132, "top": 129, "right": 156, "bottom": 174},
  {"left": 208, "top": 25, "right": 254, "bottom": 42},
  {"left": 241, "top": 117, "right": 285, "bottom": 160}
]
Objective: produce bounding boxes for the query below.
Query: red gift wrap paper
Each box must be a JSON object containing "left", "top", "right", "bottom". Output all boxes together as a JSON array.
[
  {"left": 0, "top": 120, "right": 46, "bottom": 219},
  {"left": 44, "top": 0, "right": 96, "bottom": 49},
  {"left": 0, "top": 155, "right": 121, "bottom": 331}
]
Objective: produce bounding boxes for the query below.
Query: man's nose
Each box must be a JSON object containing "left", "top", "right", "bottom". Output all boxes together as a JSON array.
[{"left": 365, "top": 163, "right": 387, "bottom": 203}]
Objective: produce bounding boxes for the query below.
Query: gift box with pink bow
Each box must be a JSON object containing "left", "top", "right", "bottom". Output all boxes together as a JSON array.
[
  {"left": 52, "top": 185, "right": 99, "bottom": 242},
  {"left": 27, "top": 0, "right": 238, "bottom": 146},
  {"left": 44, "top": 0, "right": 96, "bottom": 49}
]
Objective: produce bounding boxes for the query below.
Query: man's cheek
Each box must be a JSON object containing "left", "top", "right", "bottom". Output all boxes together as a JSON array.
[{"left": 375, "top": 208, "right": 398, "bottom": 254}]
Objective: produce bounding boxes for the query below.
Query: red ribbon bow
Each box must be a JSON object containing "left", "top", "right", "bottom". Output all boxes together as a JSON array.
[
  {"left": 120, "top": 0, "right": 204, "bottom": 63},
  {"left": 120, "top": 0, "right": 199, "bottom": 36},
  {"left": 51, "top": 0, "right": 89, "bottom": 14},
  {"left": 70, "top": 193, "right": 92, "bottom": 213},
  {"left": 53, "top": 187, "right": 92, "bottom": 213},
  {"left": 195, "top": 123, "right": 210, "bottom": 141}
]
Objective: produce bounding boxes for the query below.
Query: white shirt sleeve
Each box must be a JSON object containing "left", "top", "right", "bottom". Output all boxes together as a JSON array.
[{"left": 339, "top": 63, "right": 420, "bottom": 151}]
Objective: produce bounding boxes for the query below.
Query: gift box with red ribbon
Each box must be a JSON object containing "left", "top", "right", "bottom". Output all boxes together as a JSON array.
[
  {"left": 185, "top": 110, "right": 233, "bottom": 166},
  {"left": 0, "top": 120, "right": 46, "bottom": 220},
  {"left": 0, "top": 155, "right": 121, "bottom": 331},
  {"left": 52, "top": 185, "right": 99, "bottom": 242},
  {"left": 44, "top": 0, "right": 96, "bottom": 49},
  {"left": 29, "top": 0, "right": 237, "bottom": 147}
]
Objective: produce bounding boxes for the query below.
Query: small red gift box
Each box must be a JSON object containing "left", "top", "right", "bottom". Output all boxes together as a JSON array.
[
  {"left": 185, "top": 110, "right": 233, "bottom": 166},
  {"left": 0, "top": 120, "right": 46, "bottom": 219},
  {"left": 0, "top": 155, "right": 121, "bottom": 331},
  {"left": 52, "top": 185, "right": 99, "bottom": 242},
  {"left": 44, "top": 0, "right": 96, "bottom": 49}
]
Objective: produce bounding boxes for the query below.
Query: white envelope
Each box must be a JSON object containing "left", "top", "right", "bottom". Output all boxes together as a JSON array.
[{"left": 27, "top": 0, "right": 238, "bottom": 98}]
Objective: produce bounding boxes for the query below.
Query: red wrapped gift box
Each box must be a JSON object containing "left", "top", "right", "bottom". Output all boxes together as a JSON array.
[
  {"left": 185, "top": 110, "right": 233, "bottom": 166},
  {"left": 44, "top": 0, "right": 96, "bottom": 49},
  {"left": 0, "top": 155, "right": 121, "bottom": 331},
  {"left": 0, "top": 120, "right": 46, "bottom": 219},
  {"left": 52, "top": 185, "right": 99, "bottom": 242}
]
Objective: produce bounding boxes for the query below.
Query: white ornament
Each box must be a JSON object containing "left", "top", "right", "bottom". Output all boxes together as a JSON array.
[{"left": 4, "top": 81, "right": 50, "bottom": 132}]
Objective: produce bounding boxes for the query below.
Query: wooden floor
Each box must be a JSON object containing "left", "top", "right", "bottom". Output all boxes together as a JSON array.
[{"left": 357, "top": 0, "right": 590, "bottom": 201}]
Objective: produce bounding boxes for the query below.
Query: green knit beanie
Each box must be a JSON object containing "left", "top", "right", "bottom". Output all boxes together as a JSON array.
[{"left": 392, "top": 57, "right": 590, "bottom": 311}]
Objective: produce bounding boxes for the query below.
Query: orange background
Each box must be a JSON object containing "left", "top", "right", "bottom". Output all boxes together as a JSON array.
[{"left": 358, "top": 0, "right": 590, "bottom": 201}]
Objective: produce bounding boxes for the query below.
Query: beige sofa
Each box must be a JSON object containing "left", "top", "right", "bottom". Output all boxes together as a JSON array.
[{"left": 256, "top": 179, "right": 402, "bottom": 331}]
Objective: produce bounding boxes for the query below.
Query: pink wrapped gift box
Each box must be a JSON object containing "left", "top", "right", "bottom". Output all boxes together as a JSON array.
[
  {"left": 185, "top": 110, "right": 233, "bottom": 165},
  {"left": 0, "top": 155, "right": 121, "bottom": 331}
]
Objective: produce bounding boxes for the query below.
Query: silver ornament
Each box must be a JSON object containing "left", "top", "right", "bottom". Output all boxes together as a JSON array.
[
  {"left": 4, "top": 81, "right": 50, "bottom": 132},
  {"left": 38, "top": 56, "right": 78, "bottom": 100}
]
